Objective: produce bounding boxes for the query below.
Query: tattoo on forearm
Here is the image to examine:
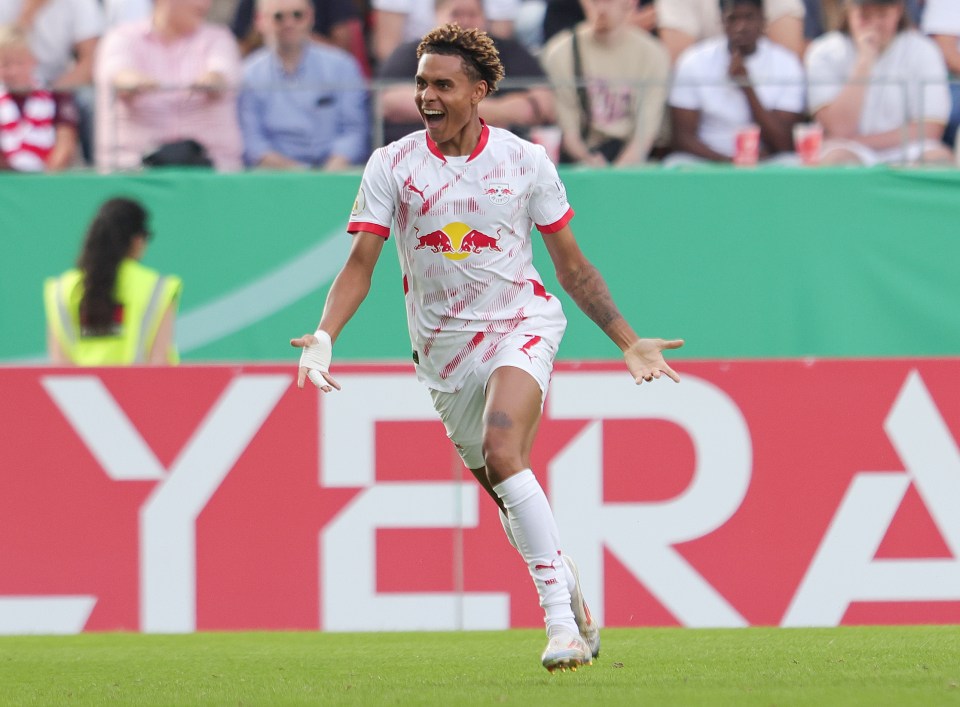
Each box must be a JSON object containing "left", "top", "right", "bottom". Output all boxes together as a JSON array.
[{"left": 563, "top": 264, "right": 622, "bottom": 331}]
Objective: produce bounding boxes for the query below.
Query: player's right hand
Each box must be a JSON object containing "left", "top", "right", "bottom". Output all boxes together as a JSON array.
[{"left": 291, "top": 330, "right": 342, "bottom": 393}]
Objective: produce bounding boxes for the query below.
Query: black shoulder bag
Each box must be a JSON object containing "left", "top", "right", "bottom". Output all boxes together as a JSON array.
[{"left": 570, "top": 29, "right": 625, "bottom": 163}]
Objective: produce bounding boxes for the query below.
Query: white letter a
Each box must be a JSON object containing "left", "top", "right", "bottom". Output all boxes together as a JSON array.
[{"left": 783, "top": 370, "right": 960, "bottom": 626}]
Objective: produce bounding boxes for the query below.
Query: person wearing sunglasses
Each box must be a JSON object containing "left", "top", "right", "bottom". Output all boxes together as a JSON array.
[
  {"left": 229, "top": 0, "right": 369, "bottom": 75},
  {"left": 238, "top": 0, "right": 368, "bottom": 170}
]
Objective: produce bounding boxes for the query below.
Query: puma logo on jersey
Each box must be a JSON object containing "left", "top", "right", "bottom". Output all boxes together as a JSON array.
[{"left": 404, "top": 177, "right": 428, "bottom": 201}]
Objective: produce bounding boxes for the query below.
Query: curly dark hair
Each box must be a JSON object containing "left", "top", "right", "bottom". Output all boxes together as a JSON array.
[
  {"left": 417, "top": 22, "right": 505, "bottom": 94},
  {"left": 76, "top": 197, "right": 150, "bottom": 335}
]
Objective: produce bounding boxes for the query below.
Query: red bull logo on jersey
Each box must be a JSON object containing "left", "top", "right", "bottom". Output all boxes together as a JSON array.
[
  {"left": 483, "top": 183, "right": 515, "bottom": 205},
  {"left": 414, "top": 222, "right": 502, "bottom": 260}
]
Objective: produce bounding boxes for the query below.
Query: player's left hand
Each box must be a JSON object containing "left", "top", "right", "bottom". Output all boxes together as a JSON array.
[{"left": 624, "top": 338, "right": 684, "bottom": 385}]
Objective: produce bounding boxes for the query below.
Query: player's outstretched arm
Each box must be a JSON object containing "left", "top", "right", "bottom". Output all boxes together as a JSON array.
[
  {"left": 291, "top": 231, "right": 385, "bottom": 392},
  {"left": 542, "top": 225, "right": 684, "bottom": 384}
]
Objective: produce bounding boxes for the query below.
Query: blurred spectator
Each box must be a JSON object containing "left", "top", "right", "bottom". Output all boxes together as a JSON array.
[
  {"left": 540, "top": 0, "right": 669, "bottom": 166},
  {"left": 542, "top": 0, "right": 655, "bottom": 46},
  {"left": 231, "top": 0, "right": 370, "bottom": 75},
  {"left": 0, "top": 24, "right": 78, "bottom": 170},
  {"left": 656, "top": 0, "right": 805, "bottom": 62},
  {"left": 377, "top": 0, "right": 553, "bottom": 144},
  {"left": 102, "top": 0, "right": 152, "bottom": 28},
  {"left": 371, "top": 0, "right": 519, "bottom": 66},
  {"left": 921, "top": 0, "right": 960, "bottom": 146},
  {"left": 1, "top": 0, "right": 104, "bottom": 162},
  {"left": 806, "top": 0, "right": 952, "bottom": 165},
  {"left": 803, "top": 0, "right": 919, "bottom": 44},
  {"left": 803, "top": 0, "right": 844, "bottom": 43},
  {"left": 0, "top": 0, "right": 103, "bottom": 88},
  {"left": 665, "top": 0, "right": 804, "bottom": 164},
  {"left": 44, "top": 196, "right": 182, "bottom": 366},
  {"left": 94, "top": 0, "right": 243, "bottom": 171},
  {"left": 238, "top": 0, "right": 368, "bottom": 169},
  {"left": 514, "top": 0, "right": 547, "bottom": 52}
]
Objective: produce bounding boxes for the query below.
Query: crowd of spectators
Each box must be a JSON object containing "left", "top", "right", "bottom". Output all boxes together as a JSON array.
[{"left": 0, "top": 0, "right": 958, "bottom": 172}]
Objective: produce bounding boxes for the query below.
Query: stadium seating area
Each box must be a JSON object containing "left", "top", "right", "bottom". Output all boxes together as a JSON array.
[{"left": 1, "top": 0, "right": 958, "bottom": 172}]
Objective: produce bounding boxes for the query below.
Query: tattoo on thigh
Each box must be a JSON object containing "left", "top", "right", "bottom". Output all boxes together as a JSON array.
[{"left": 486, "top": 411, "right": 513, "bottom": 429}]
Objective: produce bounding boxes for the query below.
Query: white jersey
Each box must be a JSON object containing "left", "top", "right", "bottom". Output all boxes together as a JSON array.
[{"left": 347, "top": 123, "right": 571, "bottom": 392}]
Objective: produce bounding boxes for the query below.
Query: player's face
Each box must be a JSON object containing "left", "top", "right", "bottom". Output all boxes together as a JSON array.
[{"left": 415, "top": 52, "right": 487, "bottom": 153}]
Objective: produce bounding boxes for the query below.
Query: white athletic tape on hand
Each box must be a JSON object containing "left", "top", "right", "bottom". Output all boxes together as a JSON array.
[{"left": 299, "top": 329, "right": 332, "bottom": 389}]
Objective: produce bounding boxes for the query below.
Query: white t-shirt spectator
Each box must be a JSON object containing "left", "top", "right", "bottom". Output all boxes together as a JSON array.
[
  {"left": 806, "top": 29, "right": 950, "bottom": 135},
  {"left": 669, "top": 36, "right": 805, "bottom": 156},
  {"left": 0, "top": 0, "right": 104, "bottom": 84}
]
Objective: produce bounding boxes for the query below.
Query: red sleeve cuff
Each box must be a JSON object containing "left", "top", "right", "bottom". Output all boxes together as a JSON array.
[
  {"left": 347, "top": 221, "right": 391, "bottom": 239},
  {"left": 537, "top": 207, "right": 574, "bottom": 235}
]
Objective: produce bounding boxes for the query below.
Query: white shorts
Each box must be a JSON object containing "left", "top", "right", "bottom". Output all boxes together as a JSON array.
[{"left": 429, "top": 332, "right": 558, "bottom": 470}]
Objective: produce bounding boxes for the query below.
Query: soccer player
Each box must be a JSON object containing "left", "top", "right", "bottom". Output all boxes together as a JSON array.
[{"left": 292, "top": 22, "right": 683, "bottom": 672}]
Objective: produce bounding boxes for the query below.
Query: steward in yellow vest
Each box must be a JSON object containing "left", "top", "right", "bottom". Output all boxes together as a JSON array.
[{"left": 44, "top": 197, "right": 182, "bottom": 366}]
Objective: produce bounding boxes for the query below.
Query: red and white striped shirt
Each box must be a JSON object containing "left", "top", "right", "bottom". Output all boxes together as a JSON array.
[
  {"left": 0, "top": 89, "right": 56, "bottom": 172},
  {"left": 347, "top": 123, "right": 573, "bottom": 392}
]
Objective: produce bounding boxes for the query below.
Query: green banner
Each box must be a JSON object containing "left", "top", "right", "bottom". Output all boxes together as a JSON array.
[{"left": 2, "top": 167, "right": 958, "bottom": 363}]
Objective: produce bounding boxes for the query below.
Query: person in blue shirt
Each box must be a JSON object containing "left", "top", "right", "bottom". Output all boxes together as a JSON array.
[{"left": 238, "top": 0, "right": 369, "bottom": 170}]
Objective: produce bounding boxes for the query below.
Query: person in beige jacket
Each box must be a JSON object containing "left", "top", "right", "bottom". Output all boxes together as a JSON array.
[{"left": 540, "top": 0, "right": 670, "bottom": 166}]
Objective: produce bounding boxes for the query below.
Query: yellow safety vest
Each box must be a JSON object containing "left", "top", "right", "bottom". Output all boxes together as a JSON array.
[{"left": 43, "top": 259, "right": 182, "bottom": 365}]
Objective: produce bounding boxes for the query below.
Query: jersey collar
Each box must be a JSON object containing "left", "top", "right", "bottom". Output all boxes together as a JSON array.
[{"left": 425, "top": 119, "right": 490, "bottom": 164}]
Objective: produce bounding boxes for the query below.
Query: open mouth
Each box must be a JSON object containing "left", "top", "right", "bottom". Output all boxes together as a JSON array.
[{"left": 422, "top": 108, "right": 445, "bottom": 129}]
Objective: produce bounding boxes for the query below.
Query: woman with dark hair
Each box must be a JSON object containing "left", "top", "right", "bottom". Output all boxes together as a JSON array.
[{"left": 44, "top": 197, "right": 182, "bottom": 365}]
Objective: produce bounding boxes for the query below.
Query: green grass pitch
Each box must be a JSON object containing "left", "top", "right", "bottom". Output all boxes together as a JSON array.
[{"left": 1, "top": 626, "right": 958, "bottom": 706}]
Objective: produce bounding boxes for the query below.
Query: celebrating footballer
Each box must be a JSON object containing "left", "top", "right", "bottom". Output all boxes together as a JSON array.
[{"left": 292, "top": 22, "right": 683, "bottom": 672}]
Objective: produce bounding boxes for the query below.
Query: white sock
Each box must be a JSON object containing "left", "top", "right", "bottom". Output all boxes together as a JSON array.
[
  {"left": 498, "top": 508, "right": 519, "bottom": 552},
  {"left": 493, "top": 469, "right": 578, "bottom": 637},
  {"left": 508, "top": 514, "right": 577, "bottom": 596},
  {"left": 501, "top": 510, "right": 579, "bottom": 600}
]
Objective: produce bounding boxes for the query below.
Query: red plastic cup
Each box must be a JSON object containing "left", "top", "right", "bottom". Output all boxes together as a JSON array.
[
  {"left": 793, "top": 123, "right": 823, "bottom": 166},
  {"left": 734, "top": 125, "right": 761, "bottom": 166}
]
